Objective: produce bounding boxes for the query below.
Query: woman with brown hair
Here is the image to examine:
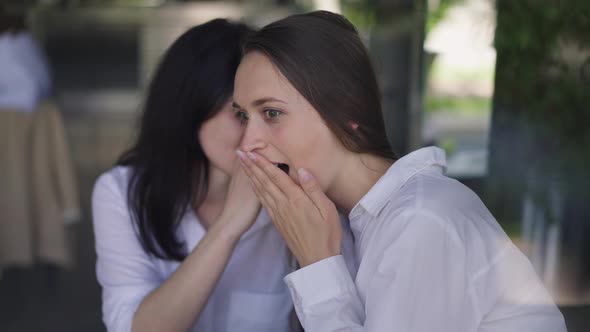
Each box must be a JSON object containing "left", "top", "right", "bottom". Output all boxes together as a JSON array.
[{"left": 233, "top": 10, "right": 567, "bottom": 332}]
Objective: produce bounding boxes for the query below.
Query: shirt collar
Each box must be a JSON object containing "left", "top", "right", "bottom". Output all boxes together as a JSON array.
[{"left": 348, "top": 147, "right": 447, "bottom": 227}]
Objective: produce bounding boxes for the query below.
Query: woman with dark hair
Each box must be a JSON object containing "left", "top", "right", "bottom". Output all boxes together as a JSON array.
[
  {"left": 92, "top": 19, "right": 301, "bottom": 332},
  {"left": 233, "top": 11, "right": 567, "bottom": 332}
]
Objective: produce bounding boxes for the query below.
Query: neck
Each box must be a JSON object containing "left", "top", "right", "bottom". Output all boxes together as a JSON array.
[
  {"left": 203, "top": 166, "right": 231, "bottom": 204},
  {"left": 326, "top": 153, "right": 394, "bottom": 215}
]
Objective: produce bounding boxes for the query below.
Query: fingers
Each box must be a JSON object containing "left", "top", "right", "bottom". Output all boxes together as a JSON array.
[
  {"left": 248, "top": 151, "right": 304, "bottom": 198},
  {"left": 297, "top": 168, "right": 331, "bottom": 221},
  {"left": 237, "top": 150, "right": 284, "bottom": 210},
  {"left": 239, "top": 150, "right": 305, "bottom": 198}
]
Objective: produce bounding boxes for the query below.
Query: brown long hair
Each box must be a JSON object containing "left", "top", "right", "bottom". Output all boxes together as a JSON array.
[{"left": 244, "top": 10, "right": 398, "bottom": 161}]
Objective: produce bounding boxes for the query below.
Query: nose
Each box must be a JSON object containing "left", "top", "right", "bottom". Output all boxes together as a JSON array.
[{"left": 239, "top": 119, "right": 267, "bottom": 152}]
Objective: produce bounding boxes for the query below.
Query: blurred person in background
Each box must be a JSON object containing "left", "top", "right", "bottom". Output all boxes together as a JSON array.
[
  {"left": 234, "top": 11, "right": 567, "bottom": 332},
  {"left": 0, "top": 5, "right": 51, "bottom": 112},
  {"left": 0, "top": 4, "right": 79, "bottom": 276},
  {"left": 91, "top": 18, "right": 343, "bottom": 332}
]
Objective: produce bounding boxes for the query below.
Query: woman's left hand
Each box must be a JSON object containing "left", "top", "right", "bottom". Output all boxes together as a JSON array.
[{"left": 238, "top": 150, "right": 342, "bottom": 267}]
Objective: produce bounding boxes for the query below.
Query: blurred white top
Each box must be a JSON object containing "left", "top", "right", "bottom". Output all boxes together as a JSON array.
[
  {"left": 284, "top": 147, "right": 567, "bottom": 332},
  {"left": 92, "top": 166, "right": 356, "bottom": 332},
  {"left": 0, "top": 31, "right": 51, "bottom": 112}
]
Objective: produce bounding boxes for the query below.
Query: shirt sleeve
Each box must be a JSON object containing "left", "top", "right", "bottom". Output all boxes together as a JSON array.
[
  {"left": 284, "top": 255, "right": 364, "bottom": 331},
  {"left": 92, "top": 171, "right": 162, "bottom": 332},
  {"left": 283, "top": 212, "right": 477, "bottom": 331}
]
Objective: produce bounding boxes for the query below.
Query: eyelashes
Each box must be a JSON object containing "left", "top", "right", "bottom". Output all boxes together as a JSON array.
[
  {"left": 263, "top": 108, "right": 283, "bottom": 122},
  {"left": 234, "top": 110, "right": 249, "bottom": 125},
  {"left": 234, "top": 108, "right": 284, "bottom": 125}
]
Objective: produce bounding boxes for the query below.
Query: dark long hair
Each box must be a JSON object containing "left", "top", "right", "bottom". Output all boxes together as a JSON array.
[
  {"left": 244, "top": 11, "right": 397, "bottom": 161},
  {"left": 118, "top": 19, "right": 252, "bottom": 261}
]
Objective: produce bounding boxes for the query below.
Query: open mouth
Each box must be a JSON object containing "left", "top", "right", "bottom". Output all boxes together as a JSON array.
[{"left": 274, "top": 163, "right": 290, "bottom": 174}]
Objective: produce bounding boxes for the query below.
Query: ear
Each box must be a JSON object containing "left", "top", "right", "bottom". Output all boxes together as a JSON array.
[{"left": 348, "top": 121, "right": 359, "bottom": 130}]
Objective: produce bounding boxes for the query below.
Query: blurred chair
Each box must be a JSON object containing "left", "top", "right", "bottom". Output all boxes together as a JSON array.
[{"left": 0, "top": 101, "right": 80, "bottom": 269}]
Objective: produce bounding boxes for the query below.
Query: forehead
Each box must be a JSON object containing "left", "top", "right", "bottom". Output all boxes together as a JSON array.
[{"left": 234, "top": 51, "right": 300, "bottom": 106}]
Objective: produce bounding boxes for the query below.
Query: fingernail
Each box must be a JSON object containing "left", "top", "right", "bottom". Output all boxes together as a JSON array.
[
  {"left": 236, "top": 150, "right": 246, "bottom": 161},
  {"left": 298, "top": 168, "right": 312, "bottom": 183},
  {"left": 246, "top": 151, "right": 257, "bottom": 161}
]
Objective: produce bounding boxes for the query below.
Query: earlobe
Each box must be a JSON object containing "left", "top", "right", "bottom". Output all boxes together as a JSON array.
[{"left": 349, "top": 121, "right": 359, "bottom": 130}]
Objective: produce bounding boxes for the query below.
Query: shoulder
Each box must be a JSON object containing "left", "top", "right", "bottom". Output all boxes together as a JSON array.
[
  {"left": 92, "top": 166, "right": 133, "bottom": 201},
  {"left": 393, "top": 169, "right": 504, "bottom": 239},
  {"left": 378, "top": 169, "right": 512, "bottom": 270},
  {"left": 91, "top": 166, "right": 136, "bottom": 225},
  {"left": 91, "top": 166, "right": 145, "bottom": 251}
]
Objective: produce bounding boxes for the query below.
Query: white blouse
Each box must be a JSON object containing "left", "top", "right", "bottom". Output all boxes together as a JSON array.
[
  {"left": 0, "top": 32, "right": 51, "bottom": 112},
  {"left": 284, "top": 147, "right": 567, "bottom": 332},
  {"left": 92, "top": 166, "right": 297, "bottom": 332}
]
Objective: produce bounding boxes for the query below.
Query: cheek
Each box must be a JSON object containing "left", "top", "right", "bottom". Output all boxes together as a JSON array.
[
  {"left": 273, "top": 121, "right": 337, "bottom": 187},
  {"left": 304, "top": 137, "right": 339, "bottom": 187},
  {"left": 209, "top": 114, "right": 243, "bottom": 148},
  {"left": 225, "top": 118, "right": 244, "bottom": 149},
  {"left": 199, "top": 114, "right": 243, "bottom": 169},
  {"left": 216, "top": 119, "right": 244, "bottom": 165},
  {"left": 198, "top": 125, "right": 218, "bottom": 163}
]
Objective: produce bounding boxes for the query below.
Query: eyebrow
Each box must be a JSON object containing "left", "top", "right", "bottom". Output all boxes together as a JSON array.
[{"left": 232, "top": 97, "right": 287, "bottom": 110}]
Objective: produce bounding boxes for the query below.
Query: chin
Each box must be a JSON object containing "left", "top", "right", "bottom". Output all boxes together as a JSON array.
[{"left": 210, "top": 161, "right": 234, "bottom": 176}]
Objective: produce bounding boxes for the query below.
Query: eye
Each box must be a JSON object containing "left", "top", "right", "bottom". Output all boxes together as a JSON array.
[
  {"left": 263, "top": 108, "right": 283, "bottom": 121},
  {"left": 234, "top": 110, "right": 249, "bottom": 125}
]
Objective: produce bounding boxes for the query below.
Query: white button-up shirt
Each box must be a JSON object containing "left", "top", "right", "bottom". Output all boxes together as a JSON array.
[
  {"left": 284, "top": 147, "right": 567, "bottom": 332},
  {"left": 92, "top": 167, "right": 296, "bottom": 332},
  {"left": 0, "top": 32, "right": 51, "bottom": 112}
]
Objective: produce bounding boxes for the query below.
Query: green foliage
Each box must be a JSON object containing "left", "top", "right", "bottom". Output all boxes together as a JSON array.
[
  {"left": 341, "top": 1, "right": 378, "bottom": 30},
  {"left": 494, "top": 0, "right": 590, "bottom": 207},
  {"left": 425, "top": 96, "right": 491, "bottom": 114},
  {"left": 490, "top": 0, "right": 590, "bottom": 228},
  {"left": 426, "top": 0, "right": 465, "bottom": 35}
]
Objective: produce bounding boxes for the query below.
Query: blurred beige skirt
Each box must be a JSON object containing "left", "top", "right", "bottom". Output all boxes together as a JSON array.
[{"left": 0, "top": 101, "right": 79, "bottom": 268}]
